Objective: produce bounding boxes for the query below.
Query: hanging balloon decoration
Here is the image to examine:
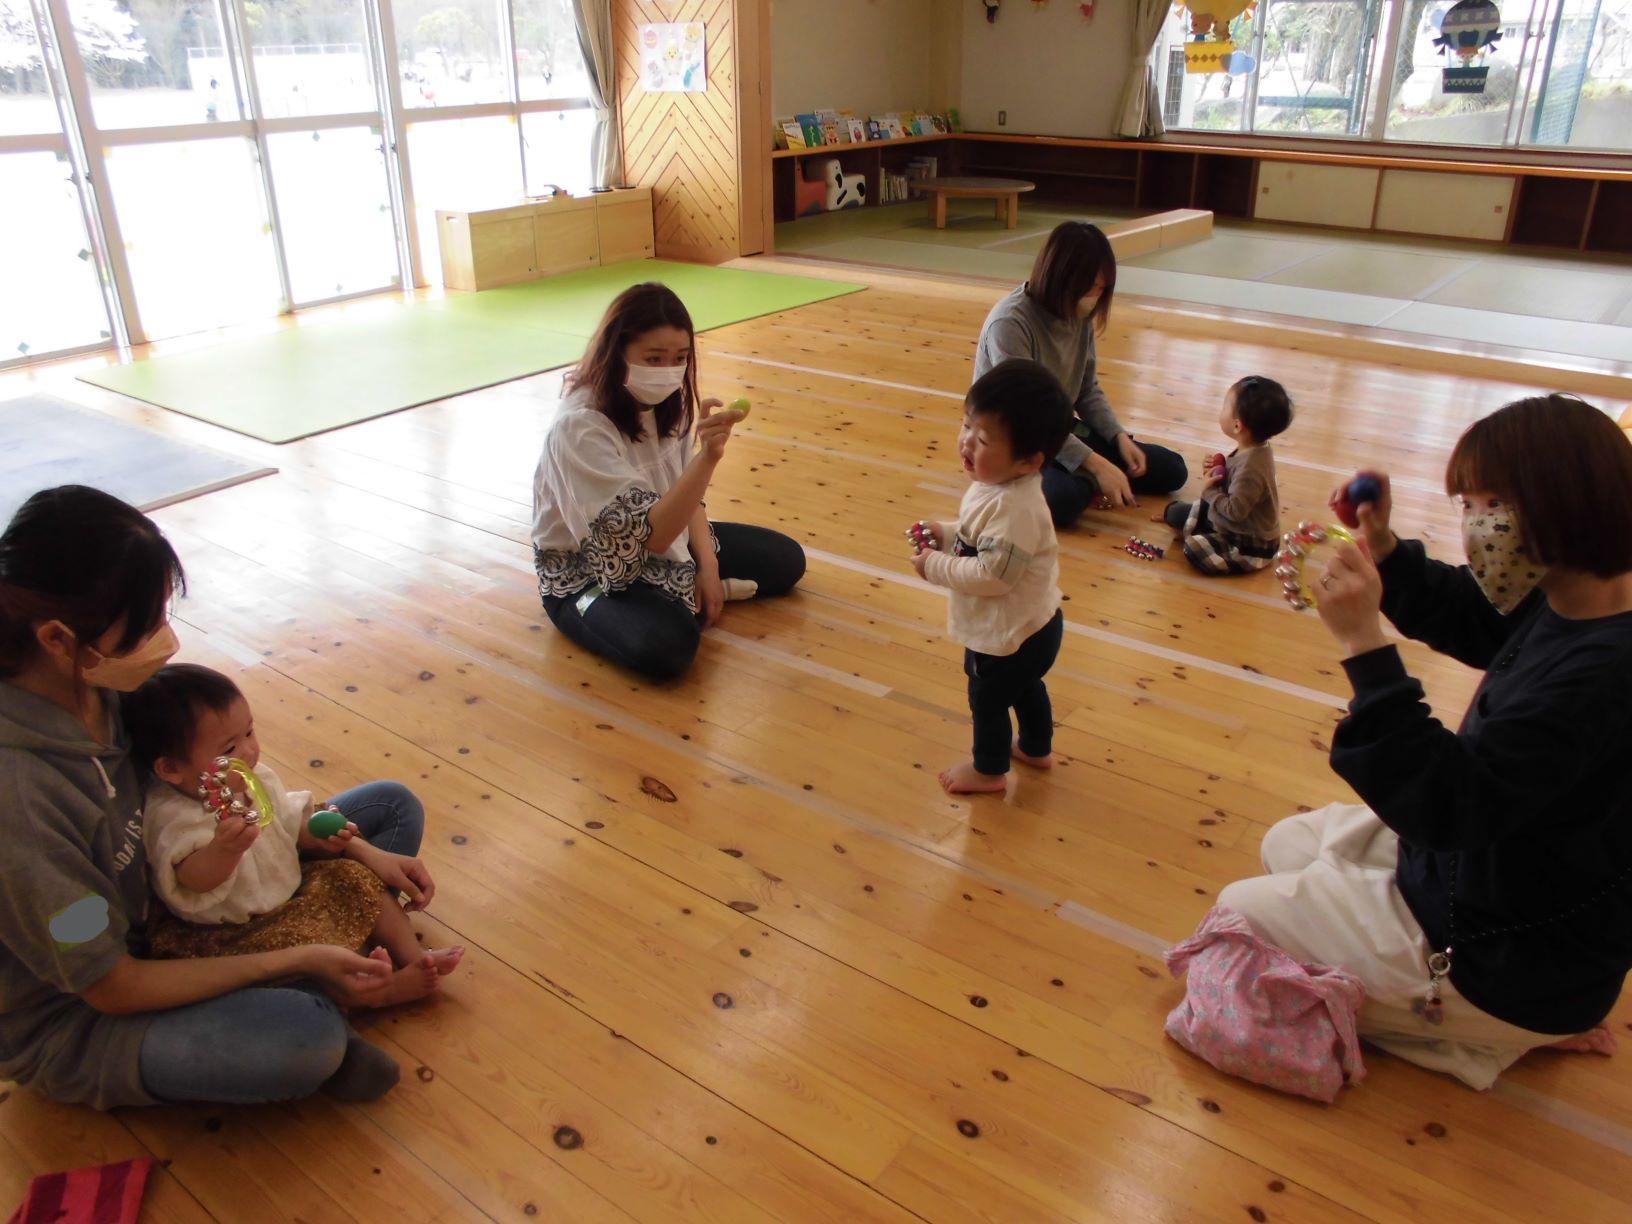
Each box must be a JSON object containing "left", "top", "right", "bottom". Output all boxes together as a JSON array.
[
  {"left": 1434, "top": 0, "right": 1503, "bottom": 95},
  {"left": 1180, "top": 2, "right": 1257, "bottom": 76},
  {"left": 983, "top": 0, "right": 1000, "bottom": 24}
]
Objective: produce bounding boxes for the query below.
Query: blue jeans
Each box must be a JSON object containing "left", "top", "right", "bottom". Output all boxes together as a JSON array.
[
  {"left": 1042, "top": 435, "right": 1188, "bottom": 528},
  {"left": 542, "top": 521, "right": 807, "bottom": 681},
  {"left": 136, "top": 781, "right": 424, "bottom": 1104}
]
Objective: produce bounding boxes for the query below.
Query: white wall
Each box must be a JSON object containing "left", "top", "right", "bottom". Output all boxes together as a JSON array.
[
  {"left": 958, "top": 1, "right": 1133, "bottom": 137},
  {"left": 771, "top": 0, "right": 959, "bottom": 118}
]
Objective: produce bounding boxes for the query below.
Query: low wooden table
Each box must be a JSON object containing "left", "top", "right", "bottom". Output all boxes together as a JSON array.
[{"left": 919, "top": 177, "right": 1036, "bottom": 229}]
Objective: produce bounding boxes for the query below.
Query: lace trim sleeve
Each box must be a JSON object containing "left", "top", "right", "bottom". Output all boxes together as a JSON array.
[{"left": 582, "top": 487, "right": 659, "bottom": 593}]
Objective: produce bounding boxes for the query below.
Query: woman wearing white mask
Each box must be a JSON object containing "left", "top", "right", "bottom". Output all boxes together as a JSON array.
[
  {"left": 1214, "top": 394, "right": 1632, "bottom": 1089},
  {"left": 1, "top": 486, "right": 431, "bottom": 1109},
  {"left": 973, "top": 222, "right": 1187, "bottom": 525},
  {"left": 532, "top": 282, "right": 806, "bottom": 680}
]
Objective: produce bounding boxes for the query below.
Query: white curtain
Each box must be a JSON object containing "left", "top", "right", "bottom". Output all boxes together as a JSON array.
[
  {"left": 1115, "top": 0, "right": 1169, "bottom": 138},
  {"left": 571, "top": 0, "right": 624, "bottom": 188}
]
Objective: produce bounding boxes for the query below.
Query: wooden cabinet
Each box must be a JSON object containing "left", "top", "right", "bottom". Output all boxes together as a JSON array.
[
  {"left": 435, "top": 189, "right": 653, "bottom": 291},
  {"left": 533, "top": 198, "right": 600, "bottom": 278},
  {"left": 1255, "top": 162, "right": 1380, "bottom": 230},
  {"left": 597, "top": 192, "right": 656, "bottom": 263}
]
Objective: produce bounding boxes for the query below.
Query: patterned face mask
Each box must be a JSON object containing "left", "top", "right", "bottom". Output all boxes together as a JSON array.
[{"left": 1461, "top": 496, "right": 1545, "bottom": 615}]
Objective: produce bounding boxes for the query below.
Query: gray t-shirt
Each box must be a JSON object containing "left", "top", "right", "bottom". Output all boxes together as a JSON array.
[
  {"left": 973, "top": 283, "right": 1127, "bottom": 473},
  {"left": 0, "top": 684, "right": 156, "bottom": 1109}
]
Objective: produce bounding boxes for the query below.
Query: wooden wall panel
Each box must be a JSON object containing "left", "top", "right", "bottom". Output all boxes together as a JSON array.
[{"left": 614, "top": 0, "right": 752, "bottom": 263}]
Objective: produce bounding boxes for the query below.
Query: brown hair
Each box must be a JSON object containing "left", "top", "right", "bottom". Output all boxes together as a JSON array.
[
  {"left": 1445, "top": 394, "right": 1632, "bottom": 577},
  {"left": 0, "top": 485, "right": 185, "bottom": 679},
  {"left": 565, "top": 283, "right": 698, "bottom": 442},
  {"left": 1025, "top": 222, "right": 1117, "bottom": 334}
]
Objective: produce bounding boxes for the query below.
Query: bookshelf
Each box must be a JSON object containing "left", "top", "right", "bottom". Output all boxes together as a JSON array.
[{"left": 771, "top": 132, "right": 1632, "bottom": 254}]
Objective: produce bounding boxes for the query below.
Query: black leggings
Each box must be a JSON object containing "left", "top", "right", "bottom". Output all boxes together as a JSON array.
[
  {"left": 542, "top": 522, "right": 806, "bottom": 681},
  {"left": 966, "top": 610, "right": 1064, "bottom": 775}
]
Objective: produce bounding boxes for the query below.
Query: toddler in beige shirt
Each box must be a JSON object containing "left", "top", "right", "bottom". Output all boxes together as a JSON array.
[{"left": 910, "top": 359, "right": 1073, "bottom": 794}]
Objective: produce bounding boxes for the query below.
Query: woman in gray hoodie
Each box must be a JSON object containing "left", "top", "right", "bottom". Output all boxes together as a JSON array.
[
  {"left": 973, "top": 221, "right": 1188, "bottom": 526},
  {"left": 0, "top": 485, "right": 429, "bottom": 1108}
]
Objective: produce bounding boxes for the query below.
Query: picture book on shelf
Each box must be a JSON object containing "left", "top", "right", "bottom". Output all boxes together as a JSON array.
[
  {"left": 794, "top": 112, "right": 823, "bottom": 146},
  {"left": 947, "top": 107, "right": 962, "bottom": 132},
  {"left": 781, "top": 120, "right": 807, "bottom": 150},
  {"left": 866, "top": 119, "right": 884, "bottom": 141},
  {"left": 846, "top": 118, "right": 867, "bottom": 143}
]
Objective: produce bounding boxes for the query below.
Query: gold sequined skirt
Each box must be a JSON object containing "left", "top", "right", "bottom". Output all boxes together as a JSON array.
[{"left": 148, "top": 859, "right": 385, "bottom": 959}]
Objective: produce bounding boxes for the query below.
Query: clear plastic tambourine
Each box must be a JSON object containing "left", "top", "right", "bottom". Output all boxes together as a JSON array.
[
  {"left": 1275, "top": 521, "right": 1356, "bottom": 611},
  {"left": 197, "top": 756, "right": 276, "bottom": 827}
]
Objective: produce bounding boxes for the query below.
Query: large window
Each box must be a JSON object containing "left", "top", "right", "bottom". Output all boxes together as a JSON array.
[
  {"left": 4, "top": 0, "right": 597, "bottom": 363},
  {"left": 1155, "top": 0, "right": 1632, "bottom": 152}
]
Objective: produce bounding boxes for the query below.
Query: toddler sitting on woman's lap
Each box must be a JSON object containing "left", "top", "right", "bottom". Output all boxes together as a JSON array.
[{"left": 124, "top": 664, "right": 463, "bottom": 1005}]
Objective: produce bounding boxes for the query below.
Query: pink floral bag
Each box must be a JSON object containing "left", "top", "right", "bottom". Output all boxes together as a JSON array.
[{"left": 1164, "top": 906, "right": 1367, "bottom": 1103}]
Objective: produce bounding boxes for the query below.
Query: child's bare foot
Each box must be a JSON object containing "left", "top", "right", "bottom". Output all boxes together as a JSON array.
[
  {"left": 426, "top": 945, "right": 466, "bottom": 977},
  {"left": 1012, "top": 739, "right": 1054, "bottom": 769},
  {"left": 939, "top": 762, "right": 1008, "bottom": 794},
  {"left": 372, "top": 953, "right": 443, "bottom": 1007},
  {"left": 1546, "top": 1025, "right": 1618, "bottom": 1056}
]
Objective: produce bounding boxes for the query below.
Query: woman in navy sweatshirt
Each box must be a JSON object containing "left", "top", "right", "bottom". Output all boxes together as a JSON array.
[{"left": 1219, "top": 394, "right": 1632, "bottom": 1089}]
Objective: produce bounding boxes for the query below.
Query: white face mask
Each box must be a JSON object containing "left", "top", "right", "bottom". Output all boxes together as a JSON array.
[
  {"left": 1461, "top": 497, "right": 1545, "bottom": 615},
  {"left": 77, "top": 620, "right": 180, "bottom": 691},
  {"left": 624, "top": 362, "right": 687, "bottom": 406}
]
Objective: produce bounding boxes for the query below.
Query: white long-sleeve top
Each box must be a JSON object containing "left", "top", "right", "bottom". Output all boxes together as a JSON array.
[
  {"left": 920, "top": 473, "right": 1061, "bottom": 656},
  {"left": 142, "top": 760, "right": 311, "bottom": 924}
]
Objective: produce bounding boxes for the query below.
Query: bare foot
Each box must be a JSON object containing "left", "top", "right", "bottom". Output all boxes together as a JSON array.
[
  {"left": 1546, "top": 1025, "right": 1618, "bottom": 1056},
  {"left": 939, "top": 761, "right": 1008, "bottom": 795},
  {"left": 426, "top": 945, "right": 466, "bottom": 977},
  {"left": 370, "top": 954, "right": 443, "bottom": 1007},
  {"left": 1012, "top": 739, "right": 1054, "bottom": 769}
]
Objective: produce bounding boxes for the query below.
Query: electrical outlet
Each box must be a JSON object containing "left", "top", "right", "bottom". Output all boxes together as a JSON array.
[{"left": 998, "top": 110, "right": 1007, "bottom": 126}]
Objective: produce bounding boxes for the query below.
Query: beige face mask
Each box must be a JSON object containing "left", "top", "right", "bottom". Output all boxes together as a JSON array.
[
  {"left": 1461, "top": 497, "right": 1545, "bottom": 615},
  {"left": 75, "top": 621, "right": 180, "bottom": 691}
]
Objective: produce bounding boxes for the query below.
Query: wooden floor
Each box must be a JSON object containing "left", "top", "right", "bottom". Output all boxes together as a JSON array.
[{"left": 4, "top": 267, "right": 1632, "bottom": 1223}]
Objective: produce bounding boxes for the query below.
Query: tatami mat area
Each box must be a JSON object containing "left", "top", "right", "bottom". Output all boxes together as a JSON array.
[{"left": 777, "top": 202, "right": 1632, "bottom": 365}]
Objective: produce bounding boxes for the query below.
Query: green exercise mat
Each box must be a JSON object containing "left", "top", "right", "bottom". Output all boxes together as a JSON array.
[{"left": 80, "top": 261, "right": 864, "bottom": 444}]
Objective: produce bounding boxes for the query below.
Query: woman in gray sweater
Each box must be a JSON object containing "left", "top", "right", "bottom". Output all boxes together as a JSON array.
[{"left": 974, "top": 222, "right": 1187, "bottom": 526}]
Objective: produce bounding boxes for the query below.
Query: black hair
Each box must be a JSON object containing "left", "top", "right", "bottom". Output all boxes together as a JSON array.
[
  {"left": 0, "top": 485, "right": 185, "bottom": 679},
  {"left": 123, "top": 663, "right": 243, "bottom": 777},
  {"left": 1232, "top": 376, "right": 1294, "bottom": 443},
  {"left": 966, "top": 358, "right": 1074, "bottom": 463}
]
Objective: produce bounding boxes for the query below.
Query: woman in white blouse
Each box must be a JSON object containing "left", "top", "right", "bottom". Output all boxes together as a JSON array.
[{"left": 532, "top": 283, "right": 806, "bottom": 680}]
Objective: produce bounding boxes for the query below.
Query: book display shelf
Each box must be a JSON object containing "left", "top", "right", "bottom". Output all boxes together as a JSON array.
[{"left": 772, "top": 132, "right": 1632, "bottom": 255}]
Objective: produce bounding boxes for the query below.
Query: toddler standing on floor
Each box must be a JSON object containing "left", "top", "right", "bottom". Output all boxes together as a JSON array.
[
  {"left": 1163, "top": 375, "right": 1293, "bottom": 575},
  {"left": 123, "top": 664, "right": 463, "bottom": 1004},
  {"left": 910, "top": 359, "right": 1072, "bottom": 795}
]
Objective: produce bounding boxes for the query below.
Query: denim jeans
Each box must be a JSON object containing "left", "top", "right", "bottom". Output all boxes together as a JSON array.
[
  {"left": 543, "top": 521, "right": 807, "bottom": 681},
  {"left": 1042, "top": 435, "right": 1189, "bottom": 528},
  {"left": 136, "top": 781, "right": 424, "bottom": 1104}
]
